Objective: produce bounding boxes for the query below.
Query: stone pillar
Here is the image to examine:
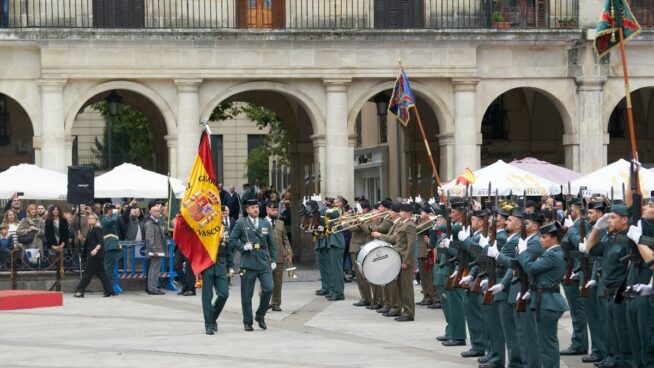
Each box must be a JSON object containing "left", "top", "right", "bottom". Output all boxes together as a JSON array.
[
  {"left": 65, "top": 136, "right": 75, "bottom": 167},
  {"left": 175, "top": 78, "right": 202, "bottom": 181},
  {"left": 37, "top": 78, "right": 67, "bottom": 172},
  {"left": 311, "top": 134, "right": 326, "bottom": 195},
  {"left": 576, "top": 76, "right": 607, "bottom": 173},
  {"left": 32, "top": 136, "right": 42, "bottom": 167},
  {"left": 436, "top": 132, "right": 455, "bottom": 182},
  {"left": 452, "top": 79, "right": 480, "bottom": 174},
  {"left": 323, "top": 78, "right": 353, "bottom": 200},
  {"left": 165, "top": 135, "right": 178, "bottom": 178}
]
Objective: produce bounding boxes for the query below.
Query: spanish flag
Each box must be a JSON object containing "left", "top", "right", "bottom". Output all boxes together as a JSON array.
[
  {"left": 455, "top": 167, "right": 476, "bottom": 186},
  {"left": 173, "top": 130, "right": 223, "bottom": 274}
]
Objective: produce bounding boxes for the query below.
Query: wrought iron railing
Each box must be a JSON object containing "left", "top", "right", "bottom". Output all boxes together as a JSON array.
[{"left": 0, "top": 0, "right": 581, "bottom": 30}]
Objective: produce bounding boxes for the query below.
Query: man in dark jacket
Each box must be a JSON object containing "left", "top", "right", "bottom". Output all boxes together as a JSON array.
[{"left": 222, "top": 185, "right": 241, "bottom": 223}]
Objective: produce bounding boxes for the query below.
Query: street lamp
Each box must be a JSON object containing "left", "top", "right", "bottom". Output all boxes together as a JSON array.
[{"left": 105, "top": 90, "right": 122, "bottom": 169}]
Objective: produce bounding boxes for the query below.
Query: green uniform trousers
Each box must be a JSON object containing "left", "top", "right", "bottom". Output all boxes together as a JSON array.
[
  {"left": 317, "top": 247, "right": 330, "bottom": 293},
  {"left": 483, "top": 301, "right": 506, "bottom": 366},
  {"left": 351, "top": 251, "right": 371, "bottom": 303},
  {"left": 584, "top": 286, "right": 606, "bottom": 359},
  {"left": 418, "top": 258, "right": 436, "bottom": 303},
  {"left": 536, "top": 309, "right": 564, "bottom": 368},
  {"left": 397, "top": 268, "right": 415, "bottom": 318},
  {"left": 240, "top": 268, "right": 273, "bottom": 324},
  {"left": 515, "top": 304, "right": 542, "bottom": 368},
  {"left": 464, "top": 291, "right": 486, "bottom": 353},
  {"left": 103, "top": 250, "right": 121, "bottom": 287},
  {"left": 201, "top": 259, "right": 229, "bottom": 329},
  {"left": 445, "top": 288, "right": 467, "bottom": 340},
  {"left": 607, "top": 298, "right": 634, "bottom": 368},
  {"left": 626, "top": 297, "right": 654, "bottom": 368},
  {"left": 328, "top": 246, "right": 344, "bottom": 298},
  {"left": 498, "top": 300, "right": 522, "bottom": 368},
  {"left": 563, "top": 281, "right": 589, "bottom": 352},
  {"left": 436, "top": 285, "right": 451, "bottom": 337},
  {"left": 271, "top": 263, "right": 284, "bottom": 307},
  {"left": 600, "top": 296, "right": 618, "bottom": 366}
]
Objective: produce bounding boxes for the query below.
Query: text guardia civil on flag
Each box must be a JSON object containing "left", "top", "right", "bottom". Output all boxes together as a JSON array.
[
  {"left": 173, "top": 131, "right": 223, "bottom": 274},
  {"left": 388, "top": 69, "right": 416, "bottom": 127},
  {"left": 593, "top": 0, "right": 641, "bottom": 58}
]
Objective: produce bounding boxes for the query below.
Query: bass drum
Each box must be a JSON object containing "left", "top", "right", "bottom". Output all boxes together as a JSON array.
[{"left": 356, "top": 240, "right": 401, "bottom": 286}]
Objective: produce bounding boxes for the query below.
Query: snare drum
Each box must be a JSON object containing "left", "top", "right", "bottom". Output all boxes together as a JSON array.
[{"left": 356, "top": 240, "right": 401, "bottom": 286}]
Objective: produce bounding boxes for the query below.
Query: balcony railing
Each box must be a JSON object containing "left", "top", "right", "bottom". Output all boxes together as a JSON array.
[{"left": 0, "top": 0, "right": 581, "bottom": 30}]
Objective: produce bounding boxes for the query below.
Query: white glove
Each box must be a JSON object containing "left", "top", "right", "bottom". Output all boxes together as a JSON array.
[
  {"left": 563, "top": 216, "right": 574, "bottom": 228},
  {"left": 406, "top": 197, "right": 413, "bottom": 203},
  {"left": 627, "top": 220, "right": 643, "bottom": 244},
  {"left": 585, "top": 280, "right": 597, "bottom": 289},
  {"left": 228, "top": 268, "right": 235, "bottom": 276},
  {"left": 271, "top": 262, "right": 277, "bottom": 271},
  {"left": 521, "top": 291, "right": 531, "bottom": 301},
  {"left": 489, "top": 284, "right": 504, "bottom": 295},
  {"left": 317, "top": 226, "right": 325, "bottom": 232},
  {"left": 518, "top": 238, "right": 528, "bottom": 254},
  {"left": 479, "top": 235, "right": 489, "bottom": 248},
  {"left": 415, "top": 195, "right": 422, "bottom": 203},
  {"left": 243, "top": 242, "right": 253, "bottom": 251},
  {"left": 480, "top": 279, "right": 489, "bottom": 289},
  {"left": 486, "top": 242, "right": 499, "bottom": 259},
  {"left": 459, "top": 275, "right": 473, "bottom": 286},
  {"left": 458, "top": 227, "right": 470, "bottom": 242},
  {"left": 441, "top": 237, "right": 451, "bottom": 249},
  {"left": 516, "top": 292, "right": 521, "bottom": 302},
  {"left": 578, "top": 239, "right": 587, "bottom": 253},
  {"left": 594, "top": 213, "right": 610, "bottom": 230},
  {"left": 635, "top": 284, "right": 653, "bottom": 296},
  {"left": 428, "top": 197, "right": 436, "bottom": 205},
  {"left": 571, "top": 272, "right": 580, "bottom": 280},
  {"left": 449, "top": 271, "right": 458, "bottom": 279}
]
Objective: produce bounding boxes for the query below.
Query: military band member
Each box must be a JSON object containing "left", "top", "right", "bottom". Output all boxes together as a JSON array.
[
  {"left": 267, "top": 201, "right": 291, "bottom": 312},
  {"left": 417, "top": 203, "right": 437, "bottom": 307},
  {"left": 559, "top": 198, "right": 590, "bottom": 356},
  {"left": 363, "top": 199, "right": 393, "bottom": 310},
  {"left": 371, "top": 202, "right": 403, "bottom": 317},
  {"left": 229, "top": 199, "right": 276, "bottom": 331},
  {"left": 349, "top": 200, "right": 373, "bottom": 307},
  {"left": 518, "top": 221, "right": 569, "bottom": 368},
  {"left": 201, "top": 211, "right": 234, "bottom": 335},
  {"left": 325, "top": 196, "right": 347, "bottom": 301},
  {"left": 314, "top": 199, "right": 331, "bottom": 297},
  {"left": 375, "top": 203, "right": 417, "bottom": 321}
]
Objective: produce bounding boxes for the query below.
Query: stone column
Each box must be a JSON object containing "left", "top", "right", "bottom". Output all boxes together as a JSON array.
[
  {"left": 323, "top": 78, "right": 353, "bottom": 201},
  {"left": 165, "top": 135, "right": 178, "bottom": 178},
  {"left": 452, "top": 79, "right": 480, "bottom": 174},
  {"left": 576, "top": 76, "right": 607, "bottom": 173},
  {"left": 65, "top": 136, "right": 75, "bottom": 167},
  {"left": 310, "top": 134, "right": 326, "bottom": 195},
  {"left": 32, "top": 136, "right": 42, "bottom": 167},
  {"left": 175, "top": 78, "right": 202, "bottom": 181},
  {"left": 436, "top": 132, "right": 455, "bottom": 182},
  {"left": 37, "top": 78, "right": 67, "bottom": 172}
]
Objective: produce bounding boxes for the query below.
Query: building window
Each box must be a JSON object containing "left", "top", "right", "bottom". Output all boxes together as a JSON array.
[
  {"left": 0, "top": 94, "right": 9, "bottom": 145},
  {"left": 238, "top": 0, "right": 285, "bottom": 29},
  {"left": 211, "top": 135, "right": 224, "bottom": 183},
  {"left": 355, "top": 114, "right": 362, "bottom": 147},
  {"left": 374, "top": 0, "right": 425, "bottom": 29},
  {"left": 608, "top": 106, "right": 626, "bottom": 138},
  {"left": 93, "top": 0, "right": 145, "bottom": 28}
]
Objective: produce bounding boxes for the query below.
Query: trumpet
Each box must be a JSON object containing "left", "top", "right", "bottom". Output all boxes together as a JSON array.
[
  {"left": 416, "top": 214, "right": 441, "bottom": 234},
  {"left": 330, "top": 211, "right": 388, "bottom": 233},
  {"left": 285, "top": 253, "right": 297, "bottom": 279}
]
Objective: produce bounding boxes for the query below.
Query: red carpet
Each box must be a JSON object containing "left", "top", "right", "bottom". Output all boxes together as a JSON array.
[{"left": 0, "top": 290, "right": 63, "bottom": 310}]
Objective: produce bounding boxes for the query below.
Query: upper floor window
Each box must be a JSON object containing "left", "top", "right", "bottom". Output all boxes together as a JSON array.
[{"left": 238, "top": 0, "right": 284, "bottom": 29}]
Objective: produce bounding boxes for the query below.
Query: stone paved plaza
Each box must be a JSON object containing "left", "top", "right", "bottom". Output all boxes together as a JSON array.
[{"left": 0, "top": 269, "right": 588, "bottom": 368}]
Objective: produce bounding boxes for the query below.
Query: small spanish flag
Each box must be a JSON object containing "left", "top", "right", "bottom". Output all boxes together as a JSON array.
[
  {"left": 455, "top": 168, "right": 476, "bottom": 186},
  {"left": 173, "top": 129, "right": 223, "bottom": 274}
]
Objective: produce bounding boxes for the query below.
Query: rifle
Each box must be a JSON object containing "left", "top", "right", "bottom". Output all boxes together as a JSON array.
[
  {"left": 617, "top": 160, "right": 643, "bottom": 301},
  {"left": 482, "top": 208, "right": 498, "bottom": 305},
  {"left": 515, "top": 206, "right": 529, "bottom": 313},
  {"left": 574, "top": 193, "right": 591, "bottom": 297},
  {"left": 469, "top": 243, "right": 485, "bottom": 294}
]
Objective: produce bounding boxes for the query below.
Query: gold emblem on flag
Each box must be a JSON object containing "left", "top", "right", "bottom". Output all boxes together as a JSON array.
[{"left": 182, "top": 189, "right": 221, "bottom": 227}]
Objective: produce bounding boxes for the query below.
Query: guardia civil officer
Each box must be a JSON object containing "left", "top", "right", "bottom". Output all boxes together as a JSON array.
[
  {"left": 229, "top": 199, "right": 276, "bottom": 331},
  {"left": 325, "top": 195, "right": 347, "bottom": 301}
]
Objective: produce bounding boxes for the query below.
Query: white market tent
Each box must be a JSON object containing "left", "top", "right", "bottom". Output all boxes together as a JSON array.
[
  {"left": 442, "top": 160, "right": 562, "bottom": 197},
  {"left": 570, "top": 159, "right": 654, "bottom": 200},
  {"left": 95, "top": 163, "right": 186, "bottom": 198},
  {"left": 0, "top": 164, "right": 68, "bottom": 200}
]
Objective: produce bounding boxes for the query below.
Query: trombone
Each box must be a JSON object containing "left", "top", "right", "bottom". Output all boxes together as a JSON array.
[
  {"left": 330, "top": 211, "right": 388, "bottom": 233},
  {"left": 416, "top": 214, "right": 441, "bottom": 234}
]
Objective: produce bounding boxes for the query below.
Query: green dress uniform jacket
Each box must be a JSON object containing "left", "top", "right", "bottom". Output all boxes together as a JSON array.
[
  {"left": 326, "top": 207, "right": 345, "bottom": 299},
  {"left": 461, "top": 230, "right": 486, "bottom": 354},
  {"left": 561, "top": 218, "right": 590, "bottom": 353},
  {"left": 229, "top": 216, "right": 276, "bottom": 271},
  {"left": 519, "top": 245, "right": 568, "bottom": 368},
  {"left": 494, "top": 230, "right": 522, "bottom": 368},
  {"left": 101, "top": 213, "right": 121, "bottom": 290}
]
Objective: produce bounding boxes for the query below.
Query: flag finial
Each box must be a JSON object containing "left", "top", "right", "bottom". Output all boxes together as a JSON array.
[
  {"left": 398, "top": 57, "right": 404, "bottom": 70},
  {"left": 201, "top": 119, "right": 212, "bottom": 136}
]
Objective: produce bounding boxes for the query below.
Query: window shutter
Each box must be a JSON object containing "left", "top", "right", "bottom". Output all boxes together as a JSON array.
[
  {"left": 273, "top": 0, "right": 285, "bottom": 29},
  {"left": 237, "top": 0, "right": 248, "bottom": 28},
  {"left": 374, "top": 0, "right": 386, "bottom": 29}
]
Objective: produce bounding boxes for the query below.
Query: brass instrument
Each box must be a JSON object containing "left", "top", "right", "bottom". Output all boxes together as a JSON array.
[
  {"left": 416, "top": 214, "right": 441, "bottom": 234},
  {"left": 330, "top": 211, "right": 388, "bottom": 233},
  {"left": 285, "top": 253, "right": 297, "bottom": 279}
]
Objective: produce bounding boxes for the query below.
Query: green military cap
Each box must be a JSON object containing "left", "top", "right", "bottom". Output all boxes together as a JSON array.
[
  {"left": 266, "top": 200, "right": 278, "bottom": 208},
  {"left": 526, "top": 212, "right": 545, "bottom": 224},
  {"left": 496, "top": 208, "right": 511, "bottom": 218},
  {"left": 588, "top": 201, "right": 607, "bottom": 211},
  {"left": 539, "top": 221, "right": 562, "bottom": 235},
  {"left": 471, "top": 210, "right": 486, "bottom": 218},
  {"left": 509, "top": 207, "right": 524, "bottom": 219},
  {"left": 570, "top": 198, "right": 585, "bottom": 206},
  {"left": 245, "top": 199, "right": 258, "bottom": 207},
  {"left": 611, "top": 204, "right": 629, "bottom": 217}
]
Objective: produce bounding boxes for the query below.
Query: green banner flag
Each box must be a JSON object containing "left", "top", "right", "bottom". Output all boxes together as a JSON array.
[
  {"left": 167, "top": 178, "right": 181, "bottom": 232},
  {"left": 594, "top": 0, "right": 641, "bottom": 58}
]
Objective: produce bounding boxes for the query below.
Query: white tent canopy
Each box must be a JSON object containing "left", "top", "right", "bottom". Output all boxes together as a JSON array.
[
  {"left": 95, "top": 163, "right": 186, "bottom": 199},
  {"left": 442, "top": 160, "right": 562, "bottom": 197},
  {"left": 0, "top": 164, "right": 68, "bottom": 200},
  {"left": 570, "top": 159, "right": 654, "bottom": 200}
]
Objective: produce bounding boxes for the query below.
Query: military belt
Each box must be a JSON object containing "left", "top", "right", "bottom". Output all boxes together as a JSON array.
[
  {"left": 534, "top": 286, "right": 560, "bottom": 321},
  {"left": 602, "top": 286, "right": 620, "bottom": 299}
]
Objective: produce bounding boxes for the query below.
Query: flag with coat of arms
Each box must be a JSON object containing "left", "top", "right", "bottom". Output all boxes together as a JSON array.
[
  {"left": 593, "top": 0, "right": 641, "bottom": 58},
  {"left": 388, "top": 69, "right": 416, "bottom": 127}
]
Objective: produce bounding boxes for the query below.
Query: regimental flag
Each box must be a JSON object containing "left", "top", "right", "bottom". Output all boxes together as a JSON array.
[
  {"left": 455, "top": 168, "right": 476, "bottom": 186},
  {"left": 166, "top": 178, "right": 180, "bottom": 232},
  {"left": 594, "top": 0, "right": 641, "bottom": 58},
  {"left": 173, "top": 130, "right": 222, "bottom": 274},
  {"left": 388, "top": 69, "right": 416, "bottom": 127}
]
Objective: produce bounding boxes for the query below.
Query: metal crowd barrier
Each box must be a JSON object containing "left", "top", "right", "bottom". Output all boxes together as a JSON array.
[{"left": 112, "top": 240, "right": 177, "bottom": 294}]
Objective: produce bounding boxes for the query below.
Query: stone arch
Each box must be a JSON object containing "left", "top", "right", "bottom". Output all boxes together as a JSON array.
[
  {"left": 0, "top": 84, "right": 40, "bottom": 136},
  {"left": 200, "top": 81, "right": 324, "bottom": 136},
  {"left": 64, "top": 80, "right": 176, "bottom": 137},
  {"left": 347, "top": 80, "right": 451, "bottom": 136},
  {"left": 603, "top": 81, "right": 654, "bottom": 133},
  {"left": 606, "top": 85, "right": 654, "bottom": 164}
]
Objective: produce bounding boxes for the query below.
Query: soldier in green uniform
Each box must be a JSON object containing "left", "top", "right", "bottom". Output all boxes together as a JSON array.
[
  {"left": 267, "top": 201, "right": 291, "bottom": 312},
  {"left": 518, "top": 221, "right": 569, "bottom": 368},
  {"left": 487, "top": 206, "right": 523, "bottom": 368},
  {"left": 325, "top": 196, "right": 347, "bottom": 301},
  {"left": 313, "top": 198, "right": 331, "bottom": 296},
  {"left": 349, "top": 200, "right": 373, "bottom": 307},
  {"left": 417, "top": 203, "right": 437, "bottom": 307},
  {"left": 560, "top": 198, "right": 590, "bottom": 356},
  {"left": 201, "top": 211, "right": 234, "bottom": 335},
  {"left": 372, "top": 202, "right": 403, "bottom": 316},
  {"left": 229, "top": 199, "right": 276, "bottom": 331},
  {"left": 363, "top": 199, "right": 393, "bottom": 310},
  {"left": 101, "top": 203, "right": 121, "bottom": 294},
  {"left": 582, "top": 204, "right": 633, "bottom": 368}
]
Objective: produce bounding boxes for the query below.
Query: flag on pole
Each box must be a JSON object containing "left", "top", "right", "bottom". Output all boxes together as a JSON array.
[
  {"left": 388, "top": 69, "right": 416, "bottom": 127},
  {"left": 455, "top": 168, "right": 476, "bottom": 186},
  {"left": 173, "top": 129, "right": 223, "bottom": 274},
  {"left": 593, "top": 0, "right": 641, "bottom": 58},
  {"left": 166, "top": 178, "right": 180, "bottom": 232}
]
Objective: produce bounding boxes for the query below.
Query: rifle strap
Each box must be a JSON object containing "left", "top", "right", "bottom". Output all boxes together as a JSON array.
[
  {"left": 613, "top": 233, "right": 631, "bottom": 247},
  {"left": 639, "top": 235, "right": 654, "bottom": 248}
]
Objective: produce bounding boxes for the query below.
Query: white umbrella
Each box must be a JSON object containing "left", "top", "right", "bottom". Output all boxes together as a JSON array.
[
  {"left": 442, "top": 160, "right": 561, "bottom": 197},
  {"left": 0, "top": 164, "right": 68, "bottom": 200},
  {"left": 95, "top": 163, "right": 185, "bottom": 198},
  {"left": 570, "top": 159, "right": 653, "bottom": 200}
]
